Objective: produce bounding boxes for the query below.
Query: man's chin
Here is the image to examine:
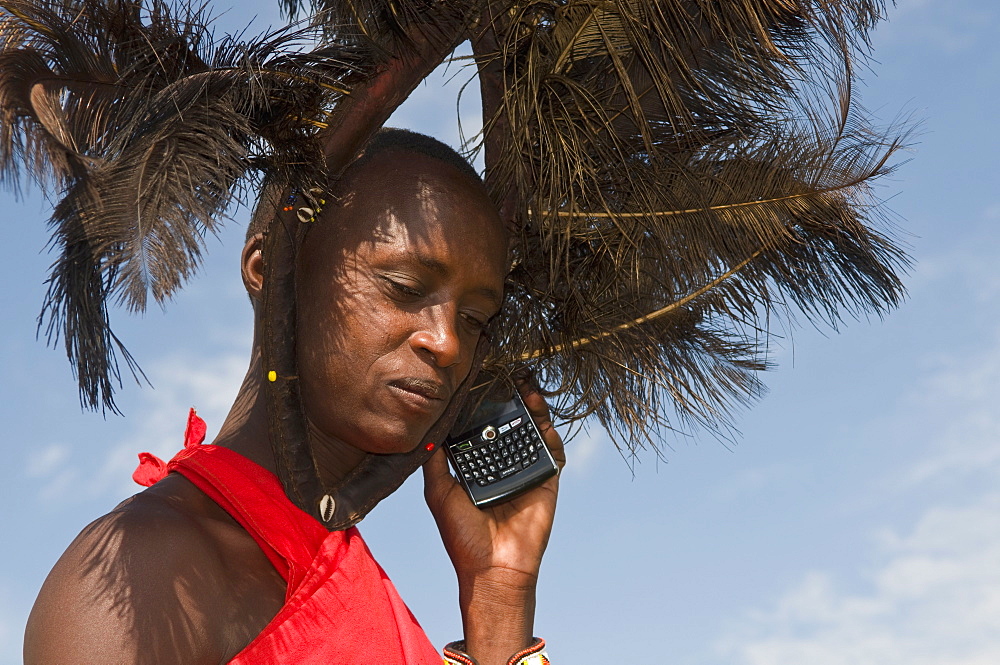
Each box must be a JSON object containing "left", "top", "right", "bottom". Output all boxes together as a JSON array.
[{"left": 356, "top": 429, "right": 428, "bottom": 456}]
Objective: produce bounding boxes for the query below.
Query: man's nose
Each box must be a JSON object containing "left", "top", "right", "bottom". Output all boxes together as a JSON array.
[{"left": 408, "top": 306, "right": 462, "bottom": 368}]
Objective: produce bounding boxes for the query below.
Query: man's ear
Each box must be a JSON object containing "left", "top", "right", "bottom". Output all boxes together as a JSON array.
[{"left": 242, "top": 233, "right": 265, "bottom": 301}]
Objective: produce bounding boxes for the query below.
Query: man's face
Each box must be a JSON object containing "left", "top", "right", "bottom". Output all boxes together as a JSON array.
[{"left": 295, "top": 150, "right": 508, "bottom": 455}]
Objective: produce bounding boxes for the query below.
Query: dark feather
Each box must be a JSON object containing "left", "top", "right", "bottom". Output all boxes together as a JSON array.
[
  {"left": 0, "top": 0, "right": 368, "bottom": 410},
  {"left": 467, "top": 0, "right": 909, "bottom": 450}
]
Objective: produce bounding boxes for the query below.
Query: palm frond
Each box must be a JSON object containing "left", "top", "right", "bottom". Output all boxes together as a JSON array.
[
  {"left": 469, "top": 0, "right": 908, "bottom": 451},
  {"left": 495, "top": 106, "right": 909, "bottom": 445},
  {"left": 282, "top": 0, "right": 485, "bottom": 61},
  {"left": 0, "top": 0, "right": 368, "bottom": 410}
]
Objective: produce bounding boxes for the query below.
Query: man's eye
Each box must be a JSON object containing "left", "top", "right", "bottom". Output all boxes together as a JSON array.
[
  {"left": 460, "top": 312, "right": 488, "bottom": 331},
  {"left": 382, "top": 277, "right": 422, "bottom": 298}
]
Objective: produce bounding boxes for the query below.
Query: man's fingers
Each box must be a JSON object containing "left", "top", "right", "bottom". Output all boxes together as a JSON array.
[
  {"left": 515, "top": 375, "right": 565, "bottom": 470},
  {"left": 515, "top": 375, "right": 550, "bottom": 423},
  {"left": 422, "top": 447, "right": 457, "bottom": 501}
]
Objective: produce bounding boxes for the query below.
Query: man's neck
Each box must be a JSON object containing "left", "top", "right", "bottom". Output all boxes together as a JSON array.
[{"left": 213, "top": 346, "right": 366, "bottom": 489}]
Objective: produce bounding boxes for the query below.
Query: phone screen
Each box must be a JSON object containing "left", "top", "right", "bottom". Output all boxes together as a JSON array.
[{"left": 450, "top": 396, "right": 521, "bottom": 440}]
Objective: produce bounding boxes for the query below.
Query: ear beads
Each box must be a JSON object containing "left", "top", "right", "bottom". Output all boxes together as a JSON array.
[
  {"left": 284, "top": 187, "right": 327, "bottom": 223},
  {"left": 281, "top": 191, "right": 295, "bottom": 212},
  {"left": 266, "top": 370, "right": 298, "bottom": 382}
]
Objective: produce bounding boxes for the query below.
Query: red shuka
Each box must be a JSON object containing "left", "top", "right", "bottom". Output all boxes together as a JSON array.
[{"left": 136, "top": 412, "right": 442, "bottom": 664}]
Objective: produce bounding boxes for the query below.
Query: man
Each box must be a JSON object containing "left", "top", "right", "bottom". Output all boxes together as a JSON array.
[{"left": 24, "top": 130, "right": 564, "bottom": 665}]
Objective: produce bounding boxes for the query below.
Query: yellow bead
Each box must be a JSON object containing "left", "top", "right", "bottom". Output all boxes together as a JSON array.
[{"left": 267, "top": 370, "right": 277, "bottom": 382}]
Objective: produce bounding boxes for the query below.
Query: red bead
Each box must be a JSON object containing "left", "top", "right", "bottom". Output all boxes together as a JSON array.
[{"left": 425, "top": 442, "right": 435, "bottom": 451}]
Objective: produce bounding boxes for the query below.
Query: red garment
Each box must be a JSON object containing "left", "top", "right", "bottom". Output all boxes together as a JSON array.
[
  {"left": 142, "top": 432, "right": 441, "bottom": 664},
  {"left": 132, "top": 408, "right": 207, "bottom": 487}
]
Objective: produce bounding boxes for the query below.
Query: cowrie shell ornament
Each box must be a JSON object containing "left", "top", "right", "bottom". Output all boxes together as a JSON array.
[{"left": 319, "top": 494, "right": 336, "bottom": 523}]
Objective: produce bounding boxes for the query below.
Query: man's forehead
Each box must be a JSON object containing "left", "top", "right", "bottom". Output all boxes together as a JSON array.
[
  {"left": 349, "top": 210, "right": 505, "bottom": 306},
  {"left": 367, "top": 216, "right": 504, "bottom": 273},
  {"left": 334, "top": 158, "right": 505, "bottom": 243}
]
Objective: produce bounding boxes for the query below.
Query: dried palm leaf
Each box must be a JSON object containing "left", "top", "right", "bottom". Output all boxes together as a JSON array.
[
  {"left": 465, "top": 0, "right": 908, "bottom": 451},
  {"left": 0, "top": 0, "right": 370, "bottom": 410},
  {"left": 494, "top": 107, "right": 909, "bottom": 448}
]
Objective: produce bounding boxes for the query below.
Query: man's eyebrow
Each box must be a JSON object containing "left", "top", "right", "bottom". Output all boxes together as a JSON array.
[
  {"left": 415, "top": 253, "right": 502, "bottom": 306},
  {"left": 476, "top": 285, "right": 503, "bottom": 309},
  {"left": 415, "top": 253, "right": 449, "bottom": 276}
]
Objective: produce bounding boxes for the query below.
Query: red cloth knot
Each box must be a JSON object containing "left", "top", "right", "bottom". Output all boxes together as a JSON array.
[{"left": 132, "top": 408, "right": 207, "bottom": 487}]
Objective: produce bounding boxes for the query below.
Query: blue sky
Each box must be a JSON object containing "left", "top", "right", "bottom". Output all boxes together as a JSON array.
[{"left": 2, "top": 1, "right": 999, "bottom": 663}]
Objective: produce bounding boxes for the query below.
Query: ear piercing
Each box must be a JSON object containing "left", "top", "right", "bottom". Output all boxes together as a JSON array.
[{"left": 285, "top": 187, "right": 327, "bottom": 223}]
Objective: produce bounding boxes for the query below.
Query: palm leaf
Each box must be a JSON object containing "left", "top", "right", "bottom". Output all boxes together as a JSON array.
[
  {"left": 495, "top": 109, "right": 909, "bottom": 446},
  {"left": 466, "top": 0, "right": 908, "bottom": 450},
  {"left": 0, "top": 0, "right": 368, "bottom": 410}
]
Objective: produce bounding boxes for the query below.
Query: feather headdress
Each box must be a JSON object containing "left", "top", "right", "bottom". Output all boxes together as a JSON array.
[
  {"left": 0, "top": 0, "right": 908, "bottom": 521},
  {"left": 0, "top": 0, "right": 376, "bottom": 411}
]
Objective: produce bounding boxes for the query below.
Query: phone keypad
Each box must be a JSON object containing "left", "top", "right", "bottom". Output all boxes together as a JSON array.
[{"left": 453, "top": 420, "right": 544, "bottom": 487}]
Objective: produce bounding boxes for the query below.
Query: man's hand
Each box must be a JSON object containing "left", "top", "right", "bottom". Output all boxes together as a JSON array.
[{"left": 423, "top": 377, "right": 565, "bottom": 665}]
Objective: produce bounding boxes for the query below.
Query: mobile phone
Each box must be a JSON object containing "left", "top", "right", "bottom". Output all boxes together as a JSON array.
[{"left": 445, "top": 383, "right": 559, "bottom": 508}]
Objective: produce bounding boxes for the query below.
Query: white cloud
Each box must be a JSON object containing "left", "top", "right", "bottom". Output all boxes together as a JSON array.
[
  {"left": 24, "top": 347, "right": 248, "bottom": 507},
  {"left": 709, "top": 462, "right": 799, "bottom": 503},
  {"left": 718, "top": 492, "right": 1000, "bottom": 665},
  {"left": 24, "top": 444, "right": 84, "bottom": 506},
  {"left": 0, "top": 585, "right": 22, "bottom": 665},
  {"left": 560, "top": 426, "right": 604, "bottom": 478},
  {"left": 887, "top": 324, "right": 1000, "bottom": 489},
  {"left": 912, "top": 209, "right": 1000, "bottom": 305},
  {"left": 717, "top": 305, "right": 1000, "bottom": 665},
  {"left": 25, "top": 444, "right": 70, "bottom": 479},
  {"left": 89, "top": 350, "right": 249, "bottom": 500}
]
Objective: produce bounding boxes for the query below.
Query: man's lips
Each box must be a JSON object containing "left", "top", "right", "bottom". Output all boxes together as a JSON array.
[{"left": 387, "top": 378, "right": 447, "bottom": 405}]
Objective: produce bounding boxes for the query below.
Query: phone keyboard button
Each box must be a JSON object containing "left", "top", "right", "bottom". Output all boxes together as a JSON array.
[
  {"left": 450, "top": 418, "right": 550, "bottom": 490},
  {"left": 500, "top": 463, "right": 521, "bottom": 478}
]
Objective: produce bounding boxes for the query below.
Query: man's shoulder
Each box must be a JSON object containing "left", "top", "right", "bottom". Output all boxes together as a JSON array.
[
  {"left": 24, "top": 474, "right": 284, "bottom": 664},
  {"left": 61, "top": 474, "right": 238, "bottom": 587}
]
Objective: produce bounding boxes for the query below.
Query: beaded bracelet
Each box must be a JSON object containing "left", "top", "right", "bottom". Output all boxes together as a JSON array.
[{"left": 443, "top": 638, "right": 550, "bottom": 665}]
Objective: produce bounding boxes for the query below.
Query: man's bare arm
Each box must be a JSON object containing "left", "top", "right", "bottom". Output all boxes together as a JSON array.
[
  {"left": 25, "top": 479, "right": 283, "bottom": 665},
  {"left": 424, "top": 380, "right": 564, "bottom": 665}
]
